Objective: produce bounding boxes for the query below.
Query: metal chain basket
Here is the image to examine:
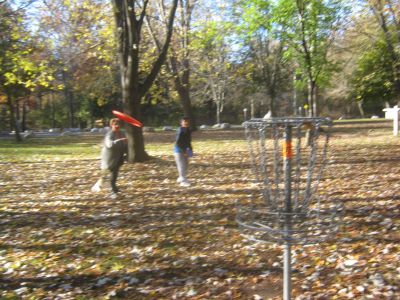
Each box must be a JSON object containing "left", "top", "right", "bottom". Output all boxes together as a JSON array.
[{"left": 237, "top": 117, "right": 343, "bottom": 245}]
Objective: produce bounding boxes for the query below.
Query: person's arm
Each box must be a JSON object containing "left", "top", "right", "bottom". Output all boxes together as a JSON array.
[
  {"left": 104, "top": 132, "right": 114, "bottom": 148},
  {"left": 188, "top": 129, "right": 193, "bottom": 151},
  {"left": 113, "top": 137, "right": 127, "bottom": 143},
  {"left": 175, "top": 127, "right": 185, "bottom": 152},
  {"left": 186, "top": 130, "right": 193, "bottom": 156},
  {"left": 104, "top": 132, "right": 127, "bottom": 148}
]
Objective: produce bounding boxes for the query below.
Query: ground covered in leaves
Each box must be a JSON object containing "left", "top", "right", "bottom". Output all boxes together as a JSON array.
[{"left": 0, "top": 126, "right": 399, "bottom": 299}]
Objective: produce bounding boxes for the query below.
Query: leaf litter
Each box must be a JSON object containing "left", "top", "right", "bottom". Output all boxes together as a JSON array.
[{"left": 0, "top": 129, "right": 399, "bottom": 299}]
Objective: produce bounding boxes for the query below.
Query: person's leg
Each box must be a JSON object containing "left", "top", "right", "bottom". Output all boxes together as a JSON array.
[
  {"left": 174, "top": 152, "right": 187, "bottom": 182},
  {"left": 182, "top": 155, "right": 189, "bottom": 182},
  {"left": 110, "top": 167, "right": 119, "bottom": 193},
  {"left": 91, "top": 170, "right": 107, "bottom": 192}
]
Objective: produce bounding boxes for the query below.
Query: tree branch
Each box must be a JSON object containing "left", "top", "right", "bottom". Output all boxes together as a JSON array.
[{"left": 140, "top": 0, "right": 178, "bottom": 98}]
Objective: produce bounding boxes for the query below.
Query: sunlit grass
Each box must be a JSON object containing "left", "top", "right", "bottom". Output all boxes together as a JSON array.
[
  {"left": 0, "top": 137, "right": 101, "bottom": 162},
  {"left": 330, "top": 130, "right": 400, "bottom": 148},
  {"left": 0, "top": 134, "right": 249, "bottom": 162},
  {"left": 1, "top": 125, "right": 397, "bottom": 163},
  {"left": 147, "top": 139, "right": 247, "bottom": 156}
]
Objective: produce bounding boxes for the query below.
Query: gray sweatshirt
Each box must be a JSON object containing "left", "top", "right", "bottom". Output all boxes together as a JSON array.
[{"left": 100, "top": 130, "right": 127, "bottom": 170}]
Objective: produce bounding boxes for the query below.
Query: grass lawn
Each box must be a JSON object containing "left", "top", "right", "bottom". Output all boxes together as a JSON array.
[
  {"left": 0, "top": 126, "right": 399, "bottom": 299},
  {"left": 0, "top": 137, "right": 100, "bottom": 162}
]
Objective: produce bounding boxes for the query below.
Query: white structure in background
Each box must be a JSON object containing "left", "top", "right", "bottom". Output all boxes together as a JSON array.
[
  {"left": 263, "top": 110, "right": 272, "bottom": 119},
  {"left": 383, "top": 105, "right": 400, "bottom": 136}
]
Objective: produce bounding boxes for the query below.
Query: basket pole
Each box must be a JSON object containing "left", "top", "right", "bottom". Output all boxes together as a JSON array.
[
  {"left": 240, "top": 118, "right": 338, "bottom": 299},
  {"left": 283, "top": 125, "right": 292, "bottom": 300}
]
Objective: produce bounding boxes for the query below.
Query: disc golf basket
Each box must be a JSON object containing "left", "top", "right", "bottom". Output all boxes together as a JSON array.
[{"left": 237, "top": 117, "right": 343, "bottom": 300}]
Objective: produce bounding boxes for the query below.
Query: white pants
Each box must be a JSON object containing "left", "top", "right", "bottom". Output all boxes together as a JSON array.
[
  {"left": 174, "top": 152, "right": 189, "bottom": 182},
  {"left": 92, "top": 168, "right": 119, "bottom": 193}
]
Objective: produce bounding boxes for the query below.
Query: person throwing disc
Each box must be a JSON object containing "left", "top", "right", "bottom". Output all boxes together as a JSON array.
[{"left": 92, "top": 118, "right": 127, "bottom": 197}]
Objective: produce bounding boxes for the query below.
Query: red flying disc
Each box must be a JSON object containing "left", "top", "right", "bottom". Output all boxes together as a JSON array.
[{"left": 112, "top": 110, "right": 143, "bottom": 128}]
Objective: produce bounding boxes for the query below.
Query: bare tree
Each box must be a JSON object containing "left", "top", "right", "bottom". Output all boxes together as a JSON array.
[
  {"left": 249, "top": 36, "right": 288, "bottom": 117},
  {"left": 112, "top": 0, "right": 178, "bottom": 162},
  {"left": 145, "top": 0, "right": 197, "bottom": 129},
  {"left": 206, "top": 54, "right": 228, "bottom": 124}
]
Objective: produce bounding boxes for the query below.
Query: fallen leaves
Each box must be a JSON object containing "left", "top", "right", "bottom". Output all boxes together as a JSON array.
[{"left": 0, "top": 129, "right": 399, "bottom": 299}]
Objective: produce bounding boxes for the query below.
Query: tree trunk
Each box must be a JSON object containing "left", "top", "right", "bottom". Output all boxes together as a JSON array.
[
  {"left": 373, "top": 5, "right": 400, "bottom": 103},
  {"left": 268, "top": 90, "right": 276, "bottom": 117},
  {"left": 308, "top": 80, "right": 319, "bottom": 117},
  {"left": 210, "top": 80, "right": 225, "bottom": 124},
  {"left": 22, "top": 98, "right": 27, "bottom": 132},
  {"left": 251, "top": 99, "right": 255, "bottom": 119},
  {"left": 51, "top": 92, "right": 56, "bottom": 128},
  {"left": 307, "top": 81, "right": 313, "bottom": 117},
  {"left": 171, "top": 56, "right": 196, "bottom": 129},
  {"left": 6, "top": 91, "right": 22, "bottom": 142},
  {"left": 62, "top": 70, "right": 74, "bottom": 128},
  {"left": 357, "top": 100, "right": 365, "bottom": 117},
  {"left": 15, "top": 98, "right": 20, "bottom": 121},
  {"left": 67, "top": 89, "right": 74, "bottom": 128},
  {"left": 293, "top": 73, "right": 297, "bottom": 116},
  {"left": 217, "top": 99, "right": 222, "bottom": 124},
  {"left": 173, "top": 0, "right": 196, "bottom": 130},
  {"left": 124, "top": 92, "right": 149, "bottom": 162},
  {"left": 146, "top": 0, "right": 196, "bottom": 130},
  {"left": 112, "top": 0, "right": 178, "bottom": 163},
  {"left": 175, "top": 78, "right": 196, "bottom": 129},
  {"left": 314, "top": 84, "right": 319, "bottom": 117}
]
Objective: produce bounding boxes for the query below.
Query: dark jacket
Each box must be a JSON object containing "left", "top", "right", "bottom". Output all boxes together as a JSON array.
[{"left": 174, "top": 127, "right": 192, "bottom": 154}]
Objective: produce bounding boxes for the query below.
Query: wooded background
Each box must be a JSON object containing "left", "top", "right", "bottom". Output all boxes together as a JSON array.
[{"left": 1, "top": 0, "right": 400, "bottom": 131}]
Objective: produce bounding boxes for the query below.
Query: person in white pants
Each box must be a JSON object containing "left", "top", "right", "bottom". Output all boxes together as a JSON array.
[
  {"left": 174, "top": 117, "right": 193, "bottom": 187},
  {"left": 92, "top": 118, "right": 127, "bottom": 197}
]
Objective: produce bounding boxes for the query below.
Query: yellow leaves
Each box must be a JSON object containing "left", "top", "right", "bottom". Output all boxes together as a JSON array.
[
  {"left": 111, "top": 262, "right": 125, "bottom": 271},
  {"left": 368, "top": 258, "right": 378, "bottom": 264},
  {"left": 4, "top": 72, "right": 18, "bottom": 84},
  {"left": 62, "top": 0, "right": 73, "bottom": 9},
  {"left": 314, "top": 257, "right": 326, "bottom": 267}
]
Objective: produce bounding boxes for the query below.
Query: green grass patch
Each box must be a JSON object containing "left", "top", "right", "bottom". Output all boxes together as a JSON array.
[{"left": 0, "top": 137, "right": 101, "bottom": 162}]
